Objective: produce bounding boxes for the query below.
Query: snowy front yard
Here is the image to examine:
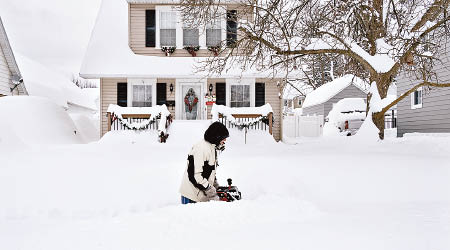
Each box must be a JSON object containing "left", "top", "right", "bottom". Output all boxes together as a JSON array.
[{"left": 1, "top": 120, "right": 449, "bottom": 249}]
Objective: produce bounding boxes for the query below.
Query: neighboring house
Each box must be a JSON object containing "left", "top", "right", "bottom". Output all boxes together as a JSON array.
[
  {"left": 80, "top": 0, "right": 283, "bottom": 140},
  {"left": 0, "top": 17, "right": 27, "bottom": 97},
  {"left": 302, "top": 74, "right": 367, "bottom": 120},
  {"left": 396, "top": 42, "right": 450, "bottom": 136}
]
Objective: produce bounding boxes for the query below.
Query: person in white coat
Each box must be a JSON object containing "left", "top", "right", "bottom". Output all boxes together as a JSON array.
[{"left": 179, "top": 122, "right": 229, "bottom": 204}]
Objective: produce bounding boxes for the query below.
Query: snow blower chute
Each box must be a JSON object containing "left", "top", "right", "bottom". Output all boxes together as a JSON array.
[{"left": 216, "top": 178, "right": 242, "bottom": 202}]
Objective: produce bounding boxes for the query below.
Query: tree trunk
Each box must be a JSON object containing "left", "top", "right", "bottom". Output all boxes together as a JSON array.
[
  {"left": 372, "top": 111, "right": 385, "bottom": 139},
  {"left": 368, "top": 73, "right": 391, "bottom": 139}
]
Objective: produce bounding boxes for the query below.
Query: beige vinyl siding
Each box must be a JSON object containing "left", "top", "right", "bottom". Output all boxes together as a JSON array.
[
  {"left": 129, "top": 3, "right": 246, "bottom": 57},
  {"left": 100, "top": 78, "right": 126, "bottom": 136},
  {"left": 259, "top": 78, "right": 282, "bottom": 141},
  {"left": 0, "top": 46, "right": 11, "bottom": 96}
]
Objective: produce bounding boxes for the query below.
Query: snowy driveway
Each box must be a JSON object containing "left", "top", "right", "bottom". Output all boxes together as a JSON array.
[{"left": 1, "top": 121, "right": 449, "bottom": 250}]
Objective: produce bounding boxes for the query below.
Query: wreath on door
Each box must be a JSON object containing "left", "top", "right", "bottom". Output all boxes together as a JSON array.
[{"left": 184, "top": 88, "right": 199, "bottom": 112}]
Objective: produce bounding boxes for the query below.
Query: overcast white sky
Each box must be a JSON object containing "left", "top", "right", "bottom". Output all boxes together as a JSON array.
[{"left": 0, "top": 0, "right": 102, "bottom": 77}]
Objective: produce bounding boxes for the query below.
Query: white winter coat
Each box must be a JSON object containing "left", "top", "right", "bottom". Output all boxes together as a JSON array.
[{"left": 179, "top": 139, "right": 217, "bottom": 202}]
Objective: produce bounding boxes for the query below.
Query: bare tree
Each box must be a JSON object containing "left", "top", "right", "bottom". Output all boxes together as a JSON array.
[
  {"left": 180, "top": 0, "right": 450, "bottom": 139},
  {"left": 71, "top": 74, "right": 98, "bottom": 89}
]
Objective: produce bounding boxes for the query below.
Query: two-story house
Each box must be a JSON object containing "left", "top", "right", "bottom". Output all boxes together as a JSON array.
[{"left": 80, "top": 0, "right": 283, "bottom": 140}]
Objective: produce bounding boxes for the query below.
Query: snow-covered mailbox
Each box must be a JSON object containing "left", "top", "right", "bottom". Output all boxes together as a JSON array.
[
  {"left": 211, "top": 104, "right": 274, "bottom": 143},
  {"left": 106, "top": 104, "right": 172, "bottom": 142}
]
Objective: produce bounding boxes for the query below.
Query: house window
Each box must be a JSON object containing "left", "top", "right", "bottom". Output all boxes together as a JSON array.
[
  {"left": 183, "top": 23, "right": 199, "bottom": 46},
  {"left": 411, "top": 87, "right": 423, "bottom": 109},
  {"left": 206, "top": 18, "right": 221, "bottom": 47},
  {"left": 230, "top": 85, "right": 250, "bottom": 107},
  {"left": 160, "top": 11, "right": 177, "bottom": 46},
  {"left": 132, "top": 84, "right": 152, "bottom": 107}
]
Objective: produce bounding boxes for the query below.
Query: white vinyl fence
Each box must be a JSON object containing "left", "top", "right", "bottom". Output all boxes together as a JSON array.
[{"left": 284, "top": 114, "right": 324, "bottom": 137}]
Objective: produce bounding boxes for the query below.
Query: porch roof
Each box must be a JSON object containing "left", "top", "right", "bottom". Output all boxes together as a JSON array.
[{"left": 80, "top": 0, "right": 280, "bottom": 79}]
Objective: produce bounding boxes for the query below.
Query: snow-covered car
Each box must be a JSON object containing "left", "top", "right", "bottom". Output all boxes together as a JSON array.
[{"left": 323, "top": 98, "right": 367, "bottom": 136}]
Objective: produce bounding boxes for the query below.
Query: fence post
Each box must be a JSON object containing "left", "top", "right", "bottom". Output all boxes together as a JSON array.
[
  {"left": 268, "top": 112, "right": 273, "bottom": 135},
  {"left": 107, "top": 112, "right": 111, "bottom": 132}
]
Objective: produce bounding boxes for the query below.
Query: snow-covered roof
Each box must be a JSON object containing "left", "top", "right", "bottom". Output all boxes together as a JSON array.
[
  {"left": 302, "top": 75, "right": 367, "bottom": 108},
  {"left": 80, "top": 0, "right": 275, "bottom": 79},
  {"left": 16, "top": 54, "right": 97, "bottom": 110}
]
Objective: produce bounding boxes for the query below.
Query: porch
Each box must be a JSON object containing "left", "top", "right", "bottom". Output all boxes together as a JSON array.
[{"left": 105, "top": 104, "right": 274, "bottom": 143}]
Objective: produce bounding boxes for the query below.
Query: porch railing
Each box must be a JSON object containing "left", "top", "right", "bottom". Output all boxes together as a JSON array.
[
  {"left": 106, "top": 104, "right": 172, "bottom": 143},
  {"left": 218, "top": 113, "right": 273, "bottom": 135}
]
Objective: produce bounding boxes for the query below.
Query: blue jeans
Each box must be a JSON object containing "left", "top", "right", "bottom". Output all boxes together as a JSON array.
[{"left": 181, "top": 196, "right": 196, "bottom": 204}]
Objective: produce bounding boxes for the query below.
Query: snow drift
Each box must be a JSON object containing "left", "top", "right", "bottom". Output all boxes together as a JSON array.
[{"left": 0, "top": 96, "right": 84, "bottom": 146}]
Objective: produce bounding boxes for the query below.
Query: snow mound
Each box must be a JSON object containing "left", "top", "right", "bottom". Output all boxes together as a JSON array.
[
  {"left": 0, "top": 96, "right": 84, "bottom": 146},
  {"left": 16, "top": 54, "right": 97, "bottom": 110},
  {"left": 302, "top": 75, "right": 367, "bottom": 108}
]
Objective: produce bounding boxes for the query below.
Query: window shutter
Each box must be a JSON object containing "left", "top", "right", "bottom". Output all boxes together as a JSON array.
[
  {"left": 157, "top": 83, "right": 167, "bottom": 105},
  {"left": 117, "top": 82, "right": 127, "bottom": 107},
  {"left": 227, "top": 10, "right": 237, "bottom": 47},
  {"left": 146, "top": 10, "right": 156, "bottom": 47},
  {"left": 255, "top": 82, "right": 265, "bottom": 107},
  {"left": 216, "top": 82, "right": 226, "bottom": 105}
]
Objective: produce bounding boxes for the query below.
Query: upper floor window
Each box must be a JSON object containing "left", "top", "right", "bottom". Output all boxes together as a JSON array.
[
  {"left": 160, "top": 11, "right": 177, "bottom": 46},
  {"left": 183, "top": 23, "right": 199, "bottom": 46},
  {"left": 411, "top": 87, "right": 423, "bottom": 109},
  {"left": 206, "top": 19, "right": 222, "bottom": 47}
]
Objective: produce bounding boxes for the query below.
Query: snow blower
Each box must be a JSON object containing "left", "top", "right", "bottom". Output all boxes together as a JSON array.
[{"left": 216, "top": 178, "right": 242, "bottom": 202}]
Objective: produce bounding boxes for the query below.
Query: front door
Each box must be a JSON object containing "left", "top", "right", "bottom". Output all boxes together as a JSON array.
[
  {"left": 182, "top": 85, "right": 201, "bottom": 120},
  {"left": 175, "top": 79, "right": 206, "bottom": 120}
]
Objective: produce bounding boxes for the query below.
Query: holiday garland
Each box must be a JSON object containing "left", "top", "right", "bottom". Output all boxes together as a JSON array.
[
  {"left": 112, "top": 113, "right": 162, "bottom": 130},
  {"left": 183, "top": 45, "right": 200, "bottom": 57},
  {"left": 207, "top": 46, "right": 220, "bottom": 56},
  {"left": 221, "top": 114, "right": 274, "bottom": 131},
  {"left": 161, "top": 46, "right": 176, "bottom": 56}
]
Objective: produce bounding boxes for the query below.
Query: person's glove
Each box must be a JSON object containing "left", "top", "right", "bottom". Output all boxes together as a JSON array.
[
  {"left": 213, "top": 178, "right": 220, "bottom": 189},
  {"left": 204, "top": 185, "right": 217, "bottom": 198}
]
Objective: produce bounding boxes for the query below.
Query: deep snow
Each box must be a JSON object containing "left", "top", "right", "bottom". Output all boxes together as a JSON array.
[{"left": 0, "top": 118, "right": 449, "bottom": 250}]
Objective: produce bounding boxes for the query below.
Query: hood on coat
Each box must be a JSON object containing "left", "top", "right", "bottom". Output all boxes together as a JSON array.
[{"left": 204, "top": 121, "right": 229, "bottom": 146}]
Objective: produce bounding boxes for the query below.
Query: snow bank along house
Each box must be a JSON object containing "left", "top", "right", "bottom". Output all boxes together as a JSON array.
[
  {"left": 396, "top": 39, "right": 450, "bottom": 136},
  {"left": 301, "top": 75, "right": 367, "bottom": 121},
  {"left": 0, "top": 17, "right": 28, "bottom": 97},
  {"left": 80, "top": 0, "right": 283, "bottom": 140}
]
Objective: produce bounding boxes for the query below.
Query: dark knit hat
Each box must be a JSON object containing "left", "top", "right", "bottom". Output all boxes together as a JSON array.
[{"left": 204, "top": 122, "right": 229, "bottom": 146}]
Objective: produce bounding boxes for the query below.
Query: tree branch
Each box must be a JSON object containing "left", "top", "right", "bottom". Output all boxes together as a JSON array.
[{"left": 380, "top": 81, "right": 450, "bottom": 114}]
